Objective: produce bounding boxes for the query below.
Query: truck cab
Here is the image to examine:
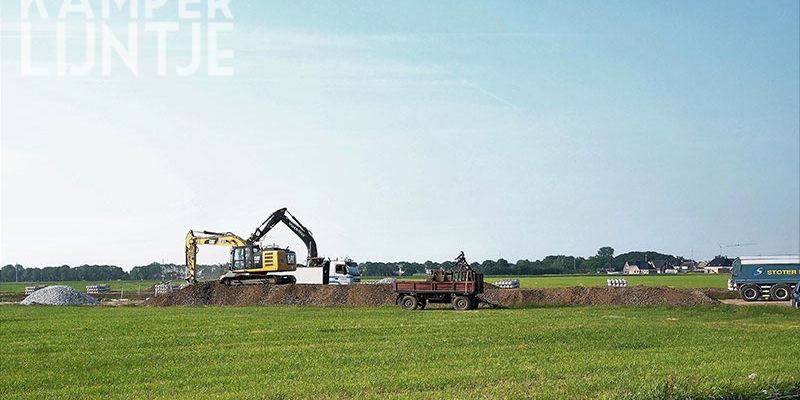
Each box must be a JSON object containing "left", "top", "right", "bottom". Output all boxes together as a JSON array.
[{"left": 328, "top": 259, "right": 361, "bottom": 285}]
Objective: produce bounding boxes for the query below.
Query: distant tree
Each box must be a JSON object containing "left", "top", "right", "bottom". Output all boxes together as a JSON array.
[
  {"left": 596, "top": 247, "right": 615, "bottom": 271},
  {"left": 597, "top": 247, "right": 614, "bottom": 259},
  {"left": 496, "top": 258, "right": 509, "bottom": 271},
  {"left": 1, "top": 265, "right": 16, "bottom": 282}
]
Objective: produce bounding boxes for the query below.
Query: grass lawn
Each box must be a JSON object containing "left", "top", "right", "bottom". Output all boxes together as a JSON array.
[
  {"left": 486, "top": 274, "right": 730, "bottom": 289},
  {"left": 3, "top": 274, "right": 729, "bottom": 295},
  {"left": 367, "top": 274, "right": 730, "bottom": 290},
  {"left": 0, "top": 280, "right": 162, "bottom": 294},
  {"left": 0, "top": 305, "right": 797, "bottom": 399}
]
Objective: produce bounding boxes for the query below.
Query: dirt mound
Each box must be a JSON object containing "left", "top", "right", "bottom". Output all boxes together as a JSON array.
[
  {"left": 483, "top": 286, "right": 718, "bottom": 307},
  {"left": 701, "top": 288, "right": 739, "bottom": 300},
  {"left": 146, "top": 282, "right": 396, "bottom": 307},
  {"left": 146, "top": 282, "right": 717, "bottom": 307}
]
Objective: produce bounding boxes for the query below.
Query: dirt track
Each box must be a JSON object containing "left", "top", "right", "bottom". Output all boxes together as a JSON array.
[
  {"left": 720, "top": 299, "right": 791, "bottom": 307},
  {"left": 145, "top": 282, "right": 718, "bottom": 307}
]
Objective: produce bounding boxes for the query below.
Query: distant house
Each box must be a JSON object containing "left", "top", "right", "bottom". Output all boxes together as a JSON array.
[
  {"left": 703, "top": 256, "right": 733, "bottom": 274},
  {"left": 651, "top": 260, "right": 674, "bottom": 274},
  {"left": 678, "top": 260, "right": 698, "bottom": 272},
  {"left": 623, "top": 261, "right": 658, "bottom": 275}
]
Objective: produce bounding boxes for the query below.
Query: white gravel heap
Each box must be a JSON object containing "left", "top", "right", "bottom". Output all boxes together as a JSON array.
[{"left": 21, "top": 285, "right": 100, "bottom": 306}]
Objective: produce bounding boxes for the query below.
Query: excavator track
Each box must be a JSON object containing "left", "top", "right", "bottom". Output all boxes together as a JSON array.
[{"left": 221, "top": 275, "right": 296, "bottom": 286}]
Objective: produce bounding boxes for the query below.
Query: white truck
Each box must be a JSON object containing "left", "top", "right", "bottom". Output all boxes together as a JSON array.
[{"left": 277, "top": 258, "right": 361, "bottom": 285}]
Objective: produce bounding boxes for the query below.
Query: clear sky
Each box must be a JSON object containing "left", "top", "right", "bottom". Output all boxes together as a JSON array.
[{"left": 1, "top": 0, "right": 798, "bottom": 268}]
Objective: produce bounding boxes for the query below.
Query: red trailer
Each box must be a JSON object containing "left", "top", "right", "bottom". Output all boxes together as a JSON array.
[{"left": 393, "top": 272, "right": 485, "bottom": 311}]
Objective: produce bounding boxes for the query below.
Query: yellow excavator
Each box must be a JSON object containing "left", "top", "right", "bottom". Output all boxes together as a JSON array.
[{"left": 185, "top": 208, "right": 323, "bottom": 286}]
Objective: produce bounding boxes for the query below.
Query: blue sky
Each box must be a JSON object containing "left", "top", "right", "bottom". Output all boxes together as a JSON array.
[{"left": 1, "top": 0, "right": 798, "bottom": 267}]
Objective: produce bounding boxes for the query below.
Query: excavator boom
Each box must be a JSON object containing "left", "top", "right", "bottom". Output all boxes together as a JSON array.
[
  {"left": 247, "top": 208, "right": 319, "bottom": 262},
  {"left": 185, "top": 230, "right": 246, "bottom": 283}
]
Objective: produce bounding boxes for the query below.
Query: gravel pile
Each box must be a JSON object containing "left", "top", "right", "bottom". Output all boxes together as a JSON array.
[
  {"left": 21, "top": 285, "right": 100, "bottom": 306},
  {"left": 147, "top": 282, "right": 717, "bottom": 307}
]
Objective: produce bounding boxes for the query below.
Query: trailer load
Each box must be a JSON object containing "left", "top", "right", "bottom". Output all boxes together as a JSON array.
[
  {"left": 393, "top": 252, "right": 494, "bottom": 310},
  {"left": 728, "top": 256, "right": 800, "bottom": 301}
]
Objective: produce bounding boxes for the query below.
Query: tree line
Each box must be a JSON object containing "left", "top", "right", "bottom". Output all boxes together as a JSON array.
[
  {"left": 0, "top": 262, "right": 228, "bottom": 283},
  {"left": 338, "top": 247, "right": 684, "bottom": 276},
  {"left": 1, "top": 247, "right": 689, "bottom": 282}
]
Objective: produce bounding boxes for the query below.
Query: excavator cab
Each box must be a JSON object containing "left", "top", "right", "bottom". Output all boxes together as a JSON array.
[
  {"left": 219, "top": 245, "right": 298, "bottom": 285},
  {"left": 230, "top": 245, "right": 297, "bottom": 273}
]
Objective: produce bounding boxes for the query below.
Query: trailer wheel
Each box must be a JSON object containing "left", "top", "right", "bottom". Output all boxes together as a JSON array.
[
  {"left": 400, "top": 295, "right": 418, "bottom": 310},
  {"left": 769, "top": 284, "right": 791, "bottom": 301},
  {"left": 452, "top": 296, "right": 472, "bottom": 311},
  {"left": 740, "top": 284, "right": 761, "bottom": 302}
]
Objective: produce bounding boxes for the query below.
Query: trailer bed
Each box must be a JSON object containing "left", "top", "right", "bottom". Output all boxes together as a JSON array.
[{"left": 393, "top": 280, "right": 482, "bottom": 295}]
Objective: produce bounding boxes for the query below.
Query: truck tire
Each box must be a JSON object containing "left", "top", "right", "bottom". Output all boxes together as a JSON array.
[
  {"left": 740, "top": 284, "right": 761, "bottom": 302},
  {"left": 400, "top": 295, "right": 418, "bottom": 310},
  {"left": 769, "top": 284, "right": 791, "bottom": 301},
  {"left": 452, "top": 296, "right": 472, "bottom": 311}
]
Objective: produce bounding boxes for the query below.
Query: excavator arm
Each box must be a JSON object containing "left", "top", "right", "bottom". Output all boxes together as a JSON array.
[
  {"left": 185, "top": 230, "right": 247, "bottom": 283},
  {"left": 247, "top": 208, "right": 320, "bottom": 266}
]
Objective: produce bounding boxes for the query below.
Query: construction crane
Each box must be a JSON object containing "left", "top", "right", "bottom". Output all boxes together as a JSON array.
[{"left": 185, "top": 208, "right": 321, "bottom": 285}]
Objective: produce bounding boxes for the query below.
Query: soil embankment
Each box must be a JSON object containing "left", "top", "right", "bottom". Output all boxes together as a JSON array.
[{"left": 146, "top": 282, "right": 718, "bottom": 307}]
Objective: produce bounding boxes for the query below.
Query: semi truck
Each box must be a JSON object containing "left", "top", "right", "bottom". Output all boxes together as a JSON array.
[{"left": 728, "top": 256, "right": 800, "bottom": 301}]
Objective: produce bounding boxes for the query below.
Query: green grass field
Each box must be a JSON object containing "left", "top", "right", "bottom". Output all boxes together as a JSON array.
[
  {"left": 0, "top": 280, "right": 162, "bottom": 294},
  {"left": 1, "top": 274, "right": 728, "bottom": 294},
  {"left": 365, "top": 273, "right": 730, "bottom": 289},
  {"left": 485, "top": 274, "right": 730, "bottom": 289},
  {"left": 1, "top": 305, "right": 797, "bottom": 399}
]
